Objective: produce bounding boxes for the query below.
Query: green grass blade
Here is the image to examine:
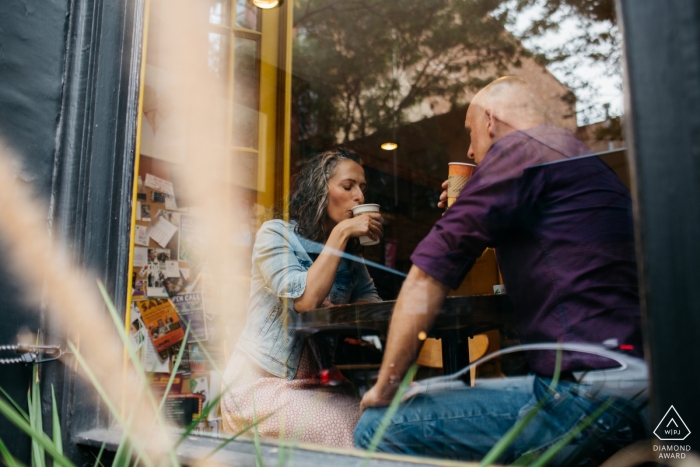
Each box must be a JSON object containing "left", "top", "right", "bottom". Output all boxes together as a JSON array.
[
  {"left": 67, "top": 342, "right": 154, "bottom": 467},
  {"left": 111, "top": 422, "right": 131, "bottom": 467},
  {"left": 192, "top": 413, "right": 274, "bottom": 467},
  {"left": 0, "top": 387, "right": 29, "bottom": 422},
  {"left": 51, "top": 385, "right": 62, "bottom": 456},
  {"left": 480, "top": 398, "right": 545, "bottom": 467},
  {"left": 547, "top": 345, "right": 563, "bottom": 391},
  {"left": 190, "top": 334, "right": 222, "bottom": 376},
  {"left": 480, "top": 346, "right": 564, "bottom": 466},
  {"left": 362, "top": 364, "right": 419, "bottom": 464},
  {"left": 30, "top": 366, "right": 44, "bottom": 467},
  {"left": 0, "top": 394, "right": 75, "bottom": 467},
  {"left": 96, "top": 282, "right": 180, "bottom": 467},
  {"left": 527, "top": 398, "right": 615, "bottom": 467},
  {"left": 92, "top": 442, "right": 106, "bottom": 467},
  {"left": 157, "top": 326, "right": 190, "bottom": 416},
  {"left": 174, "top": 379, "right": 237, "bottom": 448},
  {"left": 0, "top": 437, "right": 27, "bottom": 467}
]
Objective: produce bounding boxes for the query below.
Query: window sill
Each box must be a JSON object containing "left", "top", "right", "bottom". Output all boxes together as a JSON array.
[{"left": 75, "top": 428, "right": 469, "bottom": 467}]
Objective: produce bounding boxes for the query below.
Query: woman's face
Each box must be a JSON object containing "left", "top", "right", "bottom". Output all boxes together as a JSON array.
[{"left": 325, "top": 159, "right": 366, "bottom": 229}]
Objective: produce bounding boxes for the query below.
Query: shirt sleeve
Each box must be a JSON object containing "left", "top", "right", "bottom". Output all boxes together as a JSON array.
[
  {"left": 411, "top": 134, "right": 546, "bottom": 289},
  {"left": 253, "top": 221, "right": 308, "bottom": 301},
  {"left": 350, "top": 257, "right": 382, "bottom": 303}
]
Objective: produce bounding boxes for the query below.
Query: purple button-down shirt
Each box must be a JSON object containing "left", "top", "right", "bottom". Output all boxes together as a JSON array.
[{"left": 411, "top": 125, "right": 643, "bottom": 375}]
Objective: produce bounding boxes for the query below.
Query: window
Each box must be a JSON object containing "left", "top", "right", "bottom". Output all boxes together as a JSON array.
[{"left": 125, "top": 0, "right": 642, "bottom": 464}]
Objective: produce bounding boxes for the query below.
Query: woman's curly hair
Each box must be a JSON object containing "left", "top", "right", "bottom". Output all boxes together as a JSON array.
[{"left": 288, "top": 147, "right": 362, "bottom": 246}]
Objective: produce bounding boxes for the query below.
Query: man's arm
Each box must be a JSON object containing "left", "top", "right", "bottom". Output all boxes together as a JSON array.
[{"left": 360, "top": 265, "right": 449, "bottom": 410}]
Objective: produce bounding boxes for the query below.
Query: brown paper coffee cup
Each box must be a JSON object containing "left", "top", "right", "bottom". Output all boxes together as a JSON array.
[{"left": 447, "top": 162, "right": 476, "bottom": 207}]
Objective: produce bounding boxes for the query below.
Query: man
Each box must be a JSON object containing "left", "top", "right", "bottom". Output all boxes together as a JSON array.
[{"left": 354, "top": 77, "right": 645, "bottom": 464}]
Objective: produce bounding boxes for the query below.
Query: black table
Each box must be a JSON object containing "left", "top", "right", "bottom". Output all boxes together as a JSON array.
[{"left": 296, "top": 295, "right": 515, "bottom": 375}]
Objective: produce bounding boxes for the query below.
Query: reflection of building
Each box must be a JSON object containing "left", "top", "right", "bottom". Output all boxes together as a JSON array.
[{"left": 290, "top": 27, "right": 582, "bottom": 297}]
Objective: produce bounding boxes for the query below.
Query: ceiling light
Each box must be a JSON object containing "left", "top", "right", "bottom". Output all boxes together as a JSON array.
[
  {"left": 252, "top": 0, "right": 282, "bottom": 9},
  {"left": 381, "top": 142, "right": 398, "bottom": 151}
]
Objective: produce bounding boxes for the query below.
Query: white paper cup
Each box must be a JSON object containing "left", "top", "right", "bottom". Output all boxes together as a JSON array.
[{"left": 351, "top": 204, "right": 380, "bottom": 246}]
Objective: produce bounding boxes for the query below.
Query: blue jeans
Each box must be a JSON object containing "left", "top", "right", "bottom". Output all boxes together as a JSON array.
[{"left": 354, "top": 376, "right": 645, "bottom": 465}]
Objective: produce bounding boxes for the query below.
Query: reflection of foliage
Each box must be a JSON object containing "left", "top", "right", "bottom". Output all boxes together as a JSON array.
[
  {"left": 293, "top": 0, "right": 528, "bottom": 144},
  {"left": 293, "top": 0, "right": 621, "bottom": 146},
  {"left": 511, "top": 0, "right": 621, "bottom": 121}
]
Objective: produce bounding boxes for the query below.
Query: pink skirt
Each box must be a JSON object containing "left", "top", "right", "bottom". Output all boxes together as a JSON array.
[{"left": 221, "top": 344, "right": 361, "bottom": 447}]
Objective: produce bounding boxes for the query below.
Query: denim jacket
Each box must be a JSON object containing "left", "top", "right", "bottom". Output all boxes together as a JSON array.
[{"left": 236, "top": 219, "right": 381, "bottom": 379}]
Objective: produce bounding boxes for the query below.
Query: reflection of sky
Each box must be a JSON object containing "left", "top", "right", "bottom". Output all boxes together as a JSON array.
[{"left": 500, "top": 1, "right": 623, "bottom": 126}]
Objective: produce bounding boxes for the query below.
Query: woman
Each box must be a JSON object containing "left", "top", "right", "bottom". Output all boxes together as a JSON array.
[{"left": 222, "top": 147, "right": 383, "bottom": 447}]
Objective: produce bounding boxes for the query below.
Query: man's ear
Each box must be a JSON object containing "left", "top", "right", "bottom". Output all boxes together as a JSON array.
[{"left": 485, "top": 109, "right": 497, "bottom": 138}]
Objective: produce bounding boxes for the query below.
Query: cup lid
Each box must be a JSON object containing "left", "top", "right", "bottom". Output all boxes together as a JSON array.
[{"left": 448, "top": 162, "right": 477, "bottom": 166}]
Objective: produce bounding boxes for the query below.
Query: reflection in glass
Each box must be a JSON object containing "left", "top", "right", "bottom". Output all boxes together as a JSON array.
[
  {"left": 231, "top": 36, "right": 259, "bottom": 148},
  {"left": 208, "top": 0, "right": 229, "bottom": 25},
  {"left": 235, "top": 0, "right": 260, "bottom": 31},
  {"left": 207, "top": 32, "right": 227, "bottom": 79}
]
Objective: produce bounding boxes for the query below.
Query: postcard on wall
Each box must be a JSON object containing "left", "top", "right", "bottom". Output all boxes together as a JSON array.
[
  {"left": 148, "top": 213, "right": 178, "bottom": 248},
  {"left": 147, "top": 270, "right": 169, "bottom": 298},
  {"left": 136, "top": 201, "right": 142, "bottom": 221},
  {"left": 133, "top": 247, "right": 148, "bottom": 268},
  {"left": 135, "top": 225, "right": 149, "bottom": 246},
  {"left": 136, "top": 299, "right": 185, "bottom": 359},
  {"left": 189, "top": 344, "right": 206, "bottom": 373},
  {"left": 144, "top": 174, "right": 175, "bottom": 196},
  {"left": 151, "top": 191, "right": 166, "bottom": 203},
  {"left": 171, "top": 293, "right": 207, "bottom": 343},
  {"left": 143, "top": 336, "right": 170, "bottom": 373},
  {"left": 141, "top": 203, "right": 152, "bottom": 222},
  {"left": 163, "top": 274, "right": 187, "bottom": 297},
  {"left": 189, "top": 376, "right": 209, "bottom": 406},
  {"left": 178, "top": 215, "right": 204, "bottom": 266},
  {"left": 132, "top": 277, "right": 147, "bottom": 301},
  {"left": 207, "top": 371, "right": 221, "bottom": 421},
  {"left": 129, "top": 305, "right": 146, "bottom": 348},
  {"left": 164, "top": 194, "right": 183, "bottom": 211}
]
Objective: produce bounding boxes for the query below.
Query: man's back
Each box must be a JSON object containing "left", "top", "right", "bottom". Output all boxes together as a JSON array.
[{"left": 411, "top": 125, "right": 643, "bottom": 375}]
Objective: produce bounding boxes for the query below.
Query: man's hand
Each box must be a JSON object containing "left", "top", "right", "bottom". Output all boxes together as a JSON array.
[
  {"left": 360, "top": 384, "right": 396, "bottom": 411},
  {"left": 437, "top": 179, "right": 448, "bottom": 210},
  {"left": 359, "top": 266, "right": 449, "bottom": 413}
]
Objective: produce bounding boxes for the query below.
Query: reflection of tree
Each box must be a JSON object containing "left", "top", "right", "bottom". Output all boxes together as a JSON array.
[
  {"left": 292, "top": 0, "right": 619, "bottom": 148},
  {"left": 293, "top": 0, "right": 527, "bottom": 145},
  {"left": 511, "top": 0, "right": 620, "bottom": 122}
]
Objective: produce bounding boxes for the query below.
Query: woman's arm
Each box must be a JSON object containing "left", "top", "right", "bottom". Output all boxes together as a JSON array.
[{"left": 294, "top": 213, "right": 383, "bottom": 312}]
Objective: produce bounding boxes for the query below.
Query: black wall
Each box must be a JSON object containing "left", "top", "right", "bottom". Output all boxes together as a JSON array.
[
  {"left": 0, "top": 0, "right": 72, "bottom": 461},
  {"left": 619, "top": 0, "right": 700, "bottom": 445},
  {"left": 0, "top": 0, "right": 143, "bottom": 462}
]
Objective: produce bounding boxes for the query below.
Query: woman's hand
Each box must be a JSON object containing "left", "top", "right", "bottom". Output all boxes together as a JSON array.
[
  {"left": 437, "top": 179, "right": 448, "bottom": 210},
  {"left": 337, "top": 212, "right": 384, "bottom": 242}
]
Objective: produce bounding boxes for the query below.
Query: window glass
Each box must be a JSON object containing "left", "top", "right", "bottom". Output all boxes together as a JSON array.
[
  {"left": 234, "top": 0, "right": 260, "bottom": 31},
  {"left": 132, "top": 0, "right": 642, "bottom": 464},
  {"left": 231, "top": 35, "right": 260, "bottom": 149}
]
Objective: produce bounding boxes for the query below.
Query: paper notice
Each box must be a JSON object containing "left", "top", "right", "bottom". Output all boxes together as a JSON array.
[
  {"left": 145, "top": 174, "right": 175, "bottom": 196},
  {"left": 148, "top": 216, "right": 178, "bottom": 248},
  {"left": 164, "top": 260, "right": 180, "bottom": 278},
  {"left": 143, "top": 337, "right": 170, "bottom": 373},
  {"left": 165, "top": 194, "right": 178, "bottom": 210},
  {"left": 135, "top": 225, "right": 149, "bottom": 246},
  {"left": 136, "top": 201, "right": 142, "bottom": 221},
  {"left": 133, "top": 247, "right": 148, "bottom": 268},
  {"left": 180, "top": 268, "right": 191, "bottom": 280},
  {"left": 207, "top": 372, "right": 221, "bottom": 420}
]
